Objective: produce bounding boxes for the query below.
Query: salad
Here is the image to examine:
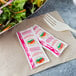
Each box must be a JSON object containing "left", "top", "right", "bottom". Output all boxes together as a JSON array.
[{"left": 0, "top": 0, "right": 46, "bottom": 33}]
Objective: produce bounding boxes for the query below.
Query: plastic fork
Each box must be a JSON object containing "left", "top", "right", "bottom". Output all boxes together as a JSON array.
[{"left": 43, "top": 13, "right": 76, "bottom": 33}]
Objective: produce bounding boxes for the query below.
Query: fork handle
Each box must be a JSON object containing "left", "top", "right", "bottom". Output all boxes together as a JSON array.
[{"left": 68, "top": 26, "right": 76, "bottom": 33}]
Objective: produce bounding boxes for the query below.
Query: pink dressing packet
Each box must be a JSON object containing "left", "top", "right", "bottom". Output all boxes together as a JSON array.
[
  {"left": 33, "top": 25, "right": 68, "bottom": 57},
  {"left": 16, "top": 27, "right": 49, "bottom": 69}
]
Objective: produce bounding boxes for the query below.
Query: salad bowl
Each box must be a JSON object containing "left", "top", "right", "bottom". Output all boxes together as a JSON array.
[{"left": 0, "top": 0, "right": 47, "bottom": 34}]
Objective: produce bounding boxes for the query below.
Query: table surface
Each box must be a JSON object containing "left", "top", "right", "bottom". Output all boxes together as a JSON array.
[{"left": 31, "top": 0, "right": 76, "bottom": 76}]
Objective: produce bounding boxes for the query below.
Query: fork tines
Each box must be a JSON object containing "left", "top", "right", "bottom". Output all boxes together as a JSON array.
[{"left": 44, "top": 13, "right": 57, "bottom": 26}]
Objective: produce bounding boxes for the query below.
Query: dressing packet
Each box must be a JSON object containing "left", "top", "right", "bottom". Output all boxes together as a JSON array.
[
  {"left": 16, "top": 27, "right": 49, "bottom": 69},
  {"left": 33, "top": 25, "right": 68, "bottom": 57}
]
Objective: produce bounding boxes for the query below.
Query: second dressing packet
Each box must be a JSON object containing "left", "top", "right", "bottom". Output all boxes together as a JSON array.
[{"left": 33, "top": 25, "right": 68, "bottom": 57}]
